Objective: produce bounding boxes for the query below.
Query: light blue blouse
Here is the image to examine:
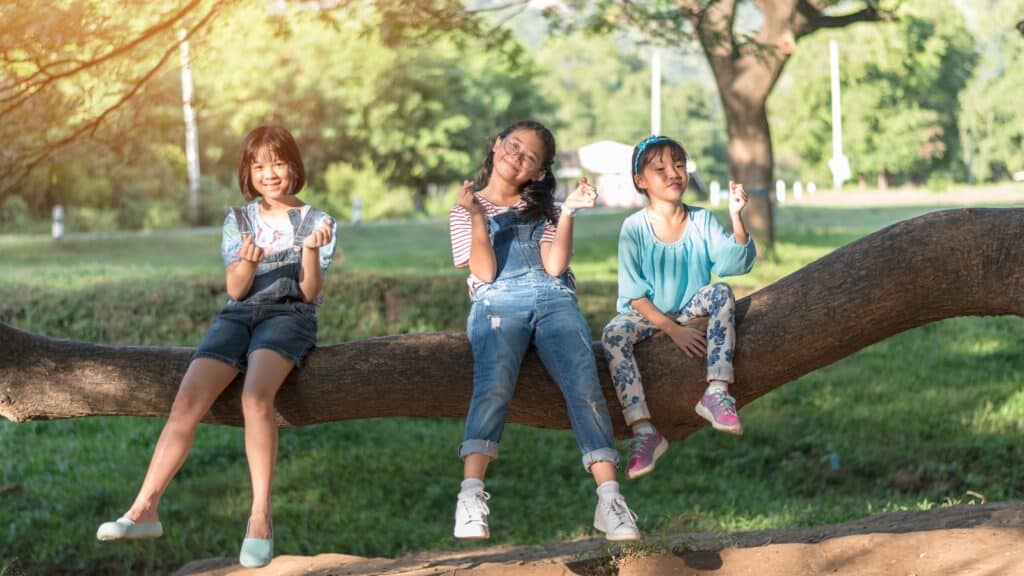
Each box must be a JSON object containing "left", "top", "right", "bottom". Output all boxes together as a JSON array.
[{"left": 616, "top": 206, "right": 756, "bottom": 315}]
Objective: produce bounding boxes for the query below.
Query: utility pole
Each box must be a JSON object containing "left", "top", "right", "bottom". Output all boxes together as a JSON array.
[
  {"left": 828, "top": 40, "right": 851, "bottom": 190},
  {"left": 650, "top": 47, "right": 661, "bottom": 136},
  {"left": 179, "top": 29, "right": 200, "bottom": 223}
]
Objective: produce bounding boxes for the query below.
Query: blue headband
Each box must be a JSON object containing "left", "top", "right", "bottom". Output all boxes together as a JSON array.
[{"left": 633, "top": 135, "right": 672, "bottom": 175}]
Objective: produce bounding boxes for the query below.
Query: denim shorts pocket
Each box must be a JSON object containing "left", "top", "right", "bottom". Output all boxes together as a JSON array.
[{"left": 289, "top": 302, "right": 318, "bottom": 327}]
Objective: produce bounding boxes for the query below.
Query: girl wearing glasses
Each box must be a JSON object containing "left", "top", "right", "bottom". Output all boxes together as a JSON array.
[
  {"left": 601, "top": 135, "right": 756, "bottom": 480},
  {"left": 448, "top": 120, "right": 641, "bottom": 542}
]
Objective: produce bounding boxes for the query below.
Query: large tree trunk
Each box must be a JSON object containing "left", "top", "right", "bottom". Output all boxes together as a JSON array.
[
  {"left": 674, "top": 0, "right": 888, "bottom": 252},
  {"left": 689, "top": 0, "right": 789, "bottom": 252},
  {"left": 721, "top": 97, "right": 777, "bottom": 248},
  {"left": 1, "top": 209, "right": 1022, "bottom": 442}
]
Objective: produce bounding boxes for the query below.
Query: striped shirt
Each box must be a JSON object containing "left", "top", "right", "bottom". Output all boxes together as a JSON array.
[{"left": 449, "top": 193, "right": 565, "bottom": 294}]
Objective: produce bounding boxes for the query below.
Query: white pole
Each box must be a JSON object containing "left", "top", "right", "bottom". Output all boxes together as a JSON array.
[
  {"left": 180, "top": 29, "right": 200, "bottom": 222},
  {"left": 828, "top": 39, "right": 850, "bottom": 190},
  {"left": 650, "top": 48, "right": 662, "bottom": 135}
]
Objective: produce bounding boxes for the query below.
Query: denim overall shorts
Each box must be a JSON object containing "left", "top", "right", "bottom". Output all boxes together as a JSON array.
[{"left": 192, "top": 206, "right": 324, "bottom": 371}]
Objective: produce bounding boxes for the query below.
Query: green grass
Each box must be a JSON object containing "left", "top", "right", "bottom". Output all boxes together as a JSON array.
[{"left": 1, "top": 199, "right": 1022, "bottom": 574}]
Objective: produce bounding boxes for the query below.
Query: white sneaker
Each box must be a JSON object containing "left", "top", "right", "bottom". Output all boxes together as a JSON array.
[
  {"left": 593, "top": 495, "right": 640, "bottom": 541},
  {"left": 454, "top": 490, "right": 491, "bottom": 539}
]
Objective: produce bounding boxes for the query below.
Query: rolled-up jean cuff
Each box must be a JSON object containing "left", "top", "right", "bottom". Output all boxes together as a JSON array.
[
  {"left": 707, "top": 367, "right": 734, "bottom": 383},
  {"left": 623, "top": 403, "right": 651, "bottom": 427},
  {"left": 582, "top": 447, "right": 620, "bottom": 472},
  {"left": 459, "top": 439, "right": 499, "bottom": 461}
]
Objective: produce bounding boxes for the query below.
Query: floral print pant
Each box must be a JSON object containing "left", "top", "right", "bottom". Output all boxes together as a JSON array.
[{"left": 601, "top": 282, "right": 736, "bottom": 426}]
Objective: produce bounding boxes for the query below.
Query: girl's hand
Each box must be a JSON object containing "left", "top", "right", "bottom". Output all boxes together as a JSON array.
[
  {"left": 666, "top": 323, "right": 706, "bottom": 358},
  {"left": 728, "top": 180, "right": 748, "bottom": 216},
  {"left": 563, "top": 177, "right": 598, "bottom": 215},
  {"left": 304, "top": 219, "right": 334, "bottom": 249},
  {"left": 238, "top": 234, "right": 265, "bottom": 263},
  {"left": 455, "top": 180, "right": 483, "bottom": 216}
]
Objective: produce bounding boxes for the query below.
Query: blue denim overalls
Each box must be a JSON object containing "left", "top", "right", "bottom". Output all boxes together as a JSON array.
[
  {"left": 190, "top": 205, "right": 325, "bottom": 371},
  {"left": 231, "top": 205, "right": 326, "bottom": 304},
  {"left": 460, "top": 209, "right": 620, "bottom": 471}
]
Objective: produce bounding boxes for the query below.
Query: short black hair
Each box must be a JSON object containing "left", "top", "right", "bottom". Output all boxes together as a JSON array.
[
  {"left": 630, "top": 136, "right": 689, "bottom": 195},
  {"left": 237, "top": 126, "right": 306, "bottom": 202}
]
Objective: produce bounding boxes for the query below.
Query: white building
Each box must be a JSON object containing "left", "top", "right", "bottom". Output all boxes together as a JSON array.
[{"left": 556, "top": 140, "right": 643, "bottom": 208}]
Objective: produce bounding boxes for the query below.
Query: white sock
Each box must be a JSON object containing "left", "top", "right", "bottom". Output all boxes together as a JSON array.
[
  {"left": 596, "top": 481, "right": 621, "bottom": 501},
  {"left": 460, "top": 478, "right": 485, "bottom": 495},
  {"left": 707, "top": 380, "right": 729, "bottom": 395},
  {"left": 632, "top": 422, "right": 656, "bottom": 436}
]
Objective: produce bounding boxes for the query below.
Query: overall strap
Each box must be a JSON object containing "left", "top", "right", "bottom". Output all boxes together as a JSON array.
[
  {"left": 231, "top": 206, "right": 253, "bottom": 236},
  {"left": 291, "top": 207, "right": 321, "bottom": 249}
]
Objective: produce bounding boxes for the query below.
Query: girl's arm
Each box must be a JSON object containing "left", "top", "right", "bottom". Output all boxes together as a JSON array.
[
  {"left": 540, "top": 212, "right": 574, "bottom": 276},
  {"left": 708, "top": 181, "right": 756, "bottom": 276},
  {"left": 226, "top": 234, "right": 263, "bottom": 301},
  {"left": 454, "top": 181, "right": 497, "bottom": 282},
  {"left": 630, "top": 297, "right": 706, "bottom": 358},
  {"left": 298, "top": 218, "right": 334, "bottom": 303},
  {"left": 540, "top": 178, "right": 597, "bottom": 276},
  {"left": 728, "top": 180, "right": 749, "bottom": 245}
]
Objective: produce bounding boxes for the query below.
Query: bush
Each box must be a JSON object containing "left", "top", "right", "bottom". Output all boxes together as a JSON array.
[
  {"left": 141, "top": 200, "right": 185, "bottom": 231},
  {"left": 925, "top": 171, "right": 954, "bottom": 193},
  {"left": 423, "top": 182, "right": 460, "bottom": 218},
  {"left": 1, "top": 195, "right": 31, "bottom": 231},
  {"left": 316, "top": 162, "right": 415, "bottom": 222},
  {"left": 71, "top": 207, "right": 119, "bottom": 233}
]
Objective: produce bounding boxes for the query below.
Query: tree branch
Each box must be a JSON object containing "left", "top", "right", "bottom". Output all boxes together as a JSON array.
[
  {"left": 0, "top": 0, "right": 207, "bottom": 112},
  {"left": 0, "top": 0, "right": 228, "bottom": 197},
  {"left": 795, "top": 1, "right": 889, "bottom": 39},
  {"left": 2, "top": 209, "right": 1021, "bottom": 443}
]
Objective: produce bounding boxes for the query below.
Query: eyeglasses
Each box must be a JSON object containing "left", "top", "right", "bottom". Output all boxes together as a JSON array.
[{"left": 501, "top": 137, "right": 540, "bottom": 172}]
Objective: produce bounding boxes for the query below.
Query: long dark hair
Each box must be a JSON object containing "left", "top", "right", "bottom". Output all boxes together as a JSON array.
[
  {"left": 237, "top": 125, "right": 306, "bottom": 202},
  {"left": 472, "top": 120, "right": 558, "bottom": 223}
]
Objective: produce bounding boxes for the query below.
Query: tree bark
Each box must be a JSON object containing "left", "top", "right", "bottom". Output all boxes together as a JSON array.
[
  {"left": 675, "top": 0, "right": 888, "bottom": 252},
  {"left": 1, "top": 208, "right": 1022, "bottom": 442},
  {"left": 690, "top": 0, "right": 790, "bottom": 251}
]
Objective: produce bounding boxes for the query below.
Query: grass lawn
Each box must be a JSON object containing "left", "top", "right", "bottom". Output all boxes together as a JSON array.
[{"left": 1, "top": 190, "right": 1021, "bottom": 574}]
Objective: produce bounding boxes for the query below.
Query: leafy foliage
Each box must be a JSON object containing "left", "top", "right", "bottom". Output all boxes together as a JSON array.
[
  {"left": 0, "top": 0, "right": 552, "bottom": 227},
  {"left": 959, "top": 0, "right": 1024, "bottom": 182},
  {"left": 770, "top": 0, "right": 975, "bottom": 185}
]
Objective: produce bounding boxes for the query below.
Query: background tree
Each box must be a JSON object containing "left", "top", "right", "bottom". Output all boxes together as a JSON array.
[
  {"left": 770, "top": 0, "right": 975, "bottom": 189},
  {"left": 558, "top": 0, "right": 898, "bottom": 250},
  {"left": 960, "top": 0, "right": 1024, "bottom": 183},
  {"left": 0, "top": 0, "right": 553, "bottom": 227},
  {"left": 535, "top": 32, "right": 729, "bottom": 183}
]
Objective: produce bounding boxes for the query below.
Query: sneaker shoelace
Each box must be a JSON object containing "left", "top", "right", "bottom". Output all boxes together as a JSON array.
[
  {"left": 460, "top": 491, "right": 491, "bottom": 521},
  {"left": 711, "top": 392, "right": 737, "bottom": 415},
  {"left": 626, "top": 433, "right": 657, "bottom": 459},
  {"left": 604, "top": 496, "right": 638, "bottom": 529}
]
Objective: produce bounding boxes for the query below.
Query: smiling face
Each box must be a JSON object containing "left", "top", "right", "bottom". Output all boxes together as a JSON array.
[
  {"left": 491, "top": 128, "right": 547, "bottom": 186},
  {"left": 634, "top": 144, "right": 689, "bottom": 203},
  {"left": 249, "top": 147, "right": 292, "bottom": 201},
  {"left": 237, "top": 126, "right": 306, "bottom": 202}
]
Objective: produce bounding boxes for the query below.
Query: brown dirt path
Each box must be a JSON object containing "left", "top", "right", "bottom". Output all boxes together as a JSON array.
[{"left": 174, "top": 501, "right": 1024, "bottom": 575}]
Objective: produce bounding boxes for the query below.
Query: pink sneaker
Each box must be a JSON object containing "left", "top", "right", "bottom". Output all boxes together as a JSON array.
[
  {"left": 695, "top": 391, "right": 744, "bottom": 435},
  {"left": 626, "top": 431, "right": 669, "bottom": 479}
]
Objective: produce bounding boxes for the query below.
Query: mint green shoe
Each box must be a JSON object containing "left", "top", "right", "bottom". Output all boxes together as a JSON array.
[
  {"left": 96, "top": 517, "right": 163, "bottom": 541},
  {"left": 239, "top": 519, "right": 273, "bottom": 568}
]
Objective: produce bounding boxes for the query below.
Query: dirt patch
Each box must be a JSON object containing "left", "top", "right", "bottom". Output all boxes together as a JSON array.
[{"left": 174, "top": 501, "right": 1024, "bottom": 576}]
